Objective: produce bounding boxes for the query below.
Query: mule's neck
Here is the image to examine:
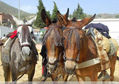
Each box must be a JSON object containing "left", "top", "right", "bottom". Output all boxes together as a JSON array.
[{"left": 78, "top": 35, "right": 98, "bottom": 63}]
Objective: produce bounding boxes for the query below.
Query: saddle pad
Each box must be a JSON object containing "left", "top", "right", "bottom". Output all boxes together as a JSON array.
[{"left": 108, "top": 38, "right": 118, "bottom": 56}]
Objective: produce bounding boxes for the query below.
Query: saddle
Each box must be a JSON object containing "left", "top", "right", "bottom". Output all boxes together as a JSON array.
[
  {"left": 85, "top": 25, "right": 118, "bottom": 56},
  {"left": 85, "top": 28, "right": 118, "bottom": 70}
]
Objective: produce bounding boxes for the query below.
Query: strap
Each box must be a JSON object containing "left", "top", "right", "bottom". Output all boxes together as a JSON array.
[{"left": 76, "top": 57, "right": 100, "bottom": 69}]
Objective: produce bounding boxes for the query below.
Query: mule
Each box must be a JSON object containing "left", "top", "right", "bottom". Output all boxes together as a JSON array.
[
  {"left": 57, "top": 11, "right": 117, "bottom": 81},
  {"left": 1, "top": 24, "right": 37, "bottom": 83},
  {"left": 40, "top": 9, "right": 69, "bottom": 81}
]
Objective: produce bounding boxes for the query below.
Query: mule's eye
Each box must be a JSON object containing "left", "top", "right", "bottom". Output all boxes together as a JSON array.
[{"left": 31, "top": 31, "right": 33, "bottom": 34}]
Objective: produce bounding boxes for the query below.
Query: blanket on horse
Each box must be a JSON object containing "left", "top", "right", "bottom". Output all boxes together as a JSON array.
[
  {"left": 7, "top": 30, "right": 17, "bottom": 39},
  {"left": 85, "top": 28, "right": 118, "bottom": 70},
  {"left": 85, "top": 23, "right": 111, "bottom": 38}
]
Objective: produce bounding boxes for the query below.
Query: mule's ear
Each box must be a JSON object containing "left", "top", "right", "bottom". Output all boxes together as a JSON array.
[
  {"left": 57, "top": 9, "right": 69, "bottom": 26},
  {"left": 65, "top": 8, "right": 69, "bottom": 19},
  {"left": 79, "top": 14, "right": 96, "bottom": 28},
  {"left": 41, "top": 9, "right": 51, "bottom": 26}
]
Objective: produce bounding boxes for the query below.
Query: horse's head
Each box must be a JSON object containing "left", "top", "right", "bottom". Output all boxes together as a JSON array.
[
  {"left": 57, "top": 11, "right": 96, "bottom": 74},
  {"left": 41, "top": 9, "right": 67, "bottom": 72},
  {"left": 17, "top": 24, "right": 34, "bottom": 56}
]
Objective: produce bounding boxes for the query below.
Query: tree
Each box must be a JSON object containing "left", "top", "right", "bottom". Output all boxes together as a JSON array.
[
  {"left": 34, "top": 0, "right": 46, "bottom": 28},
  {"left": 51, "top": 2, "right": 58, "bottom": 21},
  {"left": 72, "top": 4, "right": 86, "bottom": 19}
]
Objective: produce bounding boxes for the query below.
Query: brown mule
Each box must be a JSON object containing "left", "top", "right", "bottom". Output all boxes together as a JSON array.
[
  {"left": 41, "top": 9, "right": 69, "bottom": 81},
  {"left": 57, "top": 11, "right": 117, "bottom": 81}
]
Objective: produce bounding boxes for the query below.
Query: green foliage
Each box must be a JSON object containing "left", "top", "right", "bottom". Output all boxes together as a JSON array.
[
  {"left": 46, "top": 11, "right": 51, "bottom": 18},
  {"left": 34, "top": 0, "right": 46, "bottom": 28},
  {"left": 116, "top": 15, "right": 119, "bottom": 18},
  {"left": 72, "top": 4, "right": 86, "bottom": 19},
  {"left": 51, "top": 2, "right": 58, "bottom": 21}
]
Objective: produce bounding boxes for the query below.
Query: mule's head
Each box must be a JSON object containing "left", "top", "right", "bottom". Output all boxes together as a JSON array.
[
  {"left": 57, "top": 11, "right": 96, "bottom": 74},
  {"left": 41, "top": 9, "right": 65, "bottom": 72},
  {"left": 17, "top": 25, "right": 34, "bottom": 57}
]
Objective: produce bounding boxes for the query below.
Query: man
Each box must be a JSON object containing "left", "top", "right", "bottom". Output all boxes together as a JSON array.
[{"left": 40, "top": 26, "right": 48, "bottom": 81}]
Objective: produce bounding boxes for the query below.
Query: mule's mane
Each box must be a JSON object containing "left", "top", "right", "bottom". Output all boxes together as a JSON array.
[
  {"left": 42, "top": 24, "right": 63, "bottom": 47},
  {"left": 65, "top": 28, "right": 81, "bottom": 50}
]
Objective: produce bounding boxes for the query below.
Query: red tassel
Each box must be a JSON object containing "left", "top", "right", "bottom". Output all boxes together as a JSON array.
[
  {"left": 10, "top": 30, "right": 17, "bottom": 39},
  {"left": 42, "top": 65, "right": 44, "bottom": 75}
]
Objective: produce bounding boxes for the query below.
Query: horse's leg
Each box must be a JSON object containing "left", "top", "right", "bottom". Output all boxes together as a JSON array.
[
  {"left": 51, "top": 73, "right": 57, "bottom": 81},
  {"left": 63, "top": 74, "right": 69, "bottom": 81},
  {"left": 11, "top": 71, "right": 17, "bottom": 84},
  {"left": 76, "top": 75, "right": 85, "bottom": 82},
  {"left": 110, "top": 54, "right": 116, "bottom": 81},
  {"left": 90, "top": 72, "right": 98, "bottom": 81},
  {"left": 3, "top": 65, "right": 11, "bottom": 82},
  {"left": 28, "top": 65, "right": 35, "bottom": 82}
]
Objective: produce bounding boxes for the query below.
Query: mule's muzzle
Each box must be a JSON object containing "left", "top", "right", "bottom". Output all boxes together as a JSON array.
[
  {"left": 65, "top": 60, "right": 76, "bottom": 74},
  {"left": 22, "top": 45, "right": 31, "bottom": 56},
  {"left": 47, "top": 57, "right": 58, "bottom": 73}
]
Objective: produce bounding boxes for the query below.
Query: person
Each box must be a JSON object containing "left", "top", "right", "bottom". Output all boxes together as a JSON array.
[{"left": 40, "top": 26, "right": 49, "bottom": 81}]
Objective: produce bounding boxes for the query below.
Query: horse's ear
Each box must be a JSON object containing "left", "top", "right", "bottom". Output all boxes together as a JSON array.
[
  {"left": 41, "top": 9, "right": 51, "bottom": 26},
  {"left": 65, "top": 8, "right": 69, "bottom": 19},
  {"left": 79, "top": 14, "right": 96, "bottom": 28},
  {"left": 57, "top": 9, "right": 69, "bottom": 26}
]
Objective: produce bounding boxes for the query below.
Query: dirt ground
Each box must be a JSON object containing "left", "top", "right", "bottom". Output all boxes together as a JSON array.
[{"left": 0, "top": 44, "right": 119, "bottom": 82}]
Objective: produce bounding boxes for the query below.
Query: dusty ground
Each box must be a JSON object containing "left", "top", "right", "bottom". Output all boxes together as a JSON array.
[{"left": 0, "top": 44, "right": 119, "bottom": 82}]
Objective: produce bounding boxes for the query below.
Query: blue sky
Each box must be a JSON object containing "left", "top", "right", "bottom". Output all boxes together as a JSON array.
[{"left": 1, "top": 0, "right": 119, "bottom": 15}]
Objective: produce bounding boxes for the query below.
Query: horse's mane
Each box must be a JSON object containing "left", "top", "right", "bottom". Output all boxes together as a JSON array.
[
  {"left": 42, "top": 24, "right": 63, "bottom": 47},
  {"left": 65, "top": 28, "right": 80, "bottom": 50}
]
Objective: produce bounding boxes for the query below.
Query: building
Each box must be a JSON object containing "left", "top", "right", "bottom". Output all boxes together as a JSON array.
[
  {"left": 0, "top": 13, "right": 3, "bottom": 24},
  {"left": 0, "top": 26, "right": 14, "bottom": 38},
  {"left": 0, "top": 13, "right": 16, "bottom": 29}
]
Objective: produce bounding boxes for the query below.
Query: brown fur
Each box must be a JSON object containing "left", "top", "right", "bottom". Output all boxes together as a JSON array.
[
  {"left": 57, "top": 11, "right": 117, "bottom": 81},
  {"left": 41, "top": 9, "right": 69, "bottom": 81}
]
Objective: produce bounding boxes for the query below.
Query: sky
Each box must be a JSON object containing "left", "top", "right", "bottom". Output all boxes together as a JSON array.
[{"left": 1, "top": 0, "right": 119, "bottom": 15}]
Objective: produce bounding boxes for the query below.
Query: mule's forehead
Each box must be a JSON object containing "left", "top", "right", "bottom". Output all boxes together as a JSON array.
[{"left": 17, "top": 25, "right": 33, "bottom": 32}]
